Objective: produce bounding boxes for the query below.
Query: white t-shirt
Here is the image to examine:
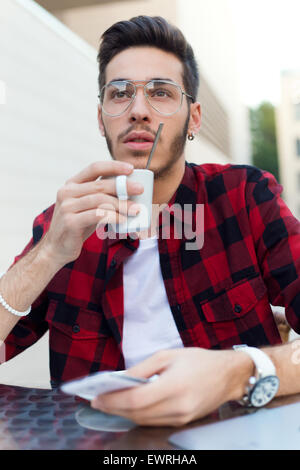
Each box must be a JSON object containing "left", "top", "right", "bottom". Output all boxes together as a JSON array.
[{"left": 122, "top": 235, "right": 184, "bottom": 369}]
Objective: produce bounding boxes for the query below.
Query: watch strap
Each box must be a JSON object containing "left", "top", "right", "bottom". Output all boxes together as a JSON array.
[{"left": 233, "top": 344, "right": 276, "bottom": 378}]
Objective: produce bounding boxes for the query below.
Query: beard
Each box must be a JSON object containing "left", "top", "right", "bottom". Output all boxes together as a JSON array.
[{"left": 102, "top": 112, "right": 190, "bottom": 180}]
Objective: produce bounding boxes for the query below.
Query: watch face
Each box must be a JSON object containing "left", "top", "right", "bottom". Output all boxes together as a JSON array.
[{"left": 250, "top": 375, "right": 280, "bottom": 407}]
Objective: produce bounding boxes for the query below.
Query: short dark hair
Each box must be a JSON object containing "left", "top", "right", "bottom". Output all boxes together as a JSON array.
[{"left": 97, "top": 16, "right": 199, "bottom": 102}]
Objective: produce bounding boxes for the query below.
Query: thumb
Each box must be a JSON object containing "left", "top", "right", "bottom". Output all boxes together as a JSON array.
[{"left": 125, "top": 350, "right": 172, "bottom": 380}]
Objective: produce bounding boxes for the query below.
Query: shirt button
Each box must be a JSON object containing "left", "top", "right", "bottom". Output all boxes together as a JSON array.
[
  {"left": 50, "top": 380, "right": 59, "bottom": 389},
  {"left": 234, "top": 304, "right": 242, "bottom": 313},
  {"left": 72, "top": 324, "right": 80, "bottom": 333},
  {"left": 176, "top": 305, "right": 182, "bottom": 312}
]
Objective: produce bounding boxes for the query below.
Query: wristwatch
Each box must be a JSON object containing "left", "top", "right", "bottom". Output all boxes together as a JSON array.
[{"left": 233, "top": 344, "right": 280, "bottom": 408}]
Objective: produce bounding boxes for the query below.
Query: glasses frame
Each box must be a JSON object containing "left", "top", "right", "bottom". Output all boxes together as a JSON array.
[{"left": 98, "top": 79, "right": 194, "bottom": 117}]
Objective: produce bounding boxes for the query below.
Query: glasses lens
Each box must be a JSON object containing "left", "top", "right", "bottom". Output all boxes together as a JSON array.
[
  {"left": 145, "top": 80, "right": 182, "bottom": 115},
  {"left": 101, "top": 81, "right": 135, "bottom": 116}
]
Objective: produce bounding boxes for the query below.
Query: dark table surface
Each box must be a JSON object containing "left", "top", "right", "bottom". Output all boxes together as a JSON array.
[{"left": 0, "top": 383, "right": 299, "bottom": 450}]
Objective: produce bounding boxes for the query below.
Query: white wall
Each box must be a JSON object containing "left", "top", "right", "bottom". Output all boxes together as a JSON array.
[
  {"left": 0, "top": 0, "right": 110, "bottom": 273},
  {"left": 0, "top": 0, "right": 109, "bottom": 388},
  {"left": 186, "top": 137, "right": 229, "bottom": 166},
  {"left": 177, "top": 0, "right": 251, "bottom": 165},
  {"left": 276, "top": 72, "right": 300, "bottom": 218}
]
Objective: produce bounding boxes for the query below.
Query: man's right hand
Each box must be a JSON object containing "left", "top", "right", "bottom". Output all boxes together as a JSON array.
[{"left": 42, "top": 160, "right": 143, "bottom": 266}]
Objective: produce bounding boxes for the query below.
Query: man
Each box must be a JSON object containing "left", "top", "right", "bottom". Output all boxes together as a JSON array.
[{"left": 1, "top": 16, "right": 300, "bottom": 427}]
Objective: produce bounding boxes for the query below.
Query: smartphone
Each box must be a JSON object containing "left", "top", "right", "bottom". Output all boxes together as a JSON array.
[{"left": 60, "top": 370, "right": 158, "bottom": 401}]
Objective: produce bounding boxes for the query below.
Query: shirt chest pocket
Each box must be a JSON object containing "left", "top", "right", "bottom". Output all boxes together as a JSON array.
[
  {"left": 200, "top": 274, "right": 267, "bottom": 323},
  {"left": 192, "top": 275, "right": 271, "bottom": 349},
  {"left": 45, "top": 300, "right": 120, "bottom": 384},
  {"left": 46, "top": 300, "right": 111, "bottom": 340}
]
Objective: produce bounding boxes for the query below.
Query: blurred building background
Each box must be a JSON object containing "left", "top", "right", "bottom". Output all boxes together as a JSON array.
[
  {"left": 35, "top": 0, "right": 251, "bottom": 168},
  {"left": 0, "top": 0, "right": 250, "bottom": 387},
  {"left": 276, "top": 71, "right": 300, "bottom": 219},
  {"left": 0, "top": 0, "right": 105, "bottom": 275}
]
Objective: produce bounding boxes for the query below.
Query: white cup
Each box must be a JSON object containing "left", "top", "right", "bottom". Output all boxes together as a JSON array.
[{"left": 112, "top": 169, "right": 154, "bottom": 234}]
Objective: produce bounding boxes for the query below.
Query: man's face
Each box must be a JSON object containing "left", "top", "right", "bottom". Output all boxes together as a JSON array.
[{"left": 98, "top": 46, "right": 199, "bottom": 179}]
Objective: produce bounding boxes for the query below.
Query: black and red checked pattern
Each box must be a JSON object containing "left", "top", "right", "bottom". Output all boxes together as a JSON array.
[{"left": 4, "top": 162, "right": 300, "bottom": 386}]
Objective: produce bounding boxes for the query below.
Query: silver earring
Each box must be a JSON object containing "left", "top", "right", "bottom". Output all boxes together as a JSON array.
[{"left": 188, "top": 132, "right": 195, "bottom": 141}]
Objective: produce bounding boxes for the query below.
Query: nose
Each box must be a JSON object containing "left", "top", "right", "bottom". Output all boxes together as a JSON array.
[{"left": 128, "top": 86, "right": 151, "bottom": 123}]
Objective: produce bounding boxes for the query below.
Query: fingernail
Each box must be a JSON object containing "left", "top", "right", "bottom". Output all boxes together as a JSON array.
[
  {"left": 122, "top": 163, "right": 134, "bottom": 173},
  {"left": 91, "top": 398, "right": 102, "bottom": 408},
  {"left": 96, "top": 208, "right": 105, "bottom": 217},
  {"left": 132, "top": 183, "right": 144, "bottom": 193},
  {"left": 128, "top": 204, "right": 140, "bottom": 216}
]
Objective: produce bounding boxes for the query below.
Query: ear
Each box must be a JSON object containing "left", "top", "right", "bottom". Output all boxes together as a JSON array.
[
  {"left": 188, "top": 101, "right": 202, "bottom": 136},
  {"left": 97, "top": 104, "right": 106, "bottom": 137}
]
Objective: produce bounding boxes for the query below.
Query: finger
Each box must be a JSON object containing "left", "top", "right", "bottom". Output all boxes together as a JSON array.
[
  {"left": 92, "top": 392, "right": 191, "bottom": 427},
  {"left": 92, "top": 369, "right": 177, "bottom": 412},
  {"left": 123, "top": 409, "right": 192, "bottom": 427},
  {"left": 67, "top": 160, "right": 134, "bottom": 184},
  {"left": 125, "top": 350, "right": 174, "bottom": 380},
  {"left": 65, "top": 193, "right": 140, "bottom": 216},
  {"left": 64, "top": 179, "right": 144, "bottom": 199},
  {"left": 74, "top": 207, "right": 128, "bottom": 229},
  {"left": 63, "top": 180, "right": 114, "bottom": 198},
  {"left": 94, "top": 208, "right": 130, "bottom": 226},
  {"left": 99, "top": 201, "right": 141, "bottom": 217}
]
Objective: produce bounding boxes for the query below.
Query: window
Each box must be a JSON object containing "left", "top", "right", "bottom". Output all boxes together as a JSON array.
[
  {"left": 294, "top": 103, "right": 300, "bottom": 120},
  {"left": 297, "top": 173, "right": 300, "bottom": 191},
  {"left": 296, "top": 139, "right": 300, "bottom": 157}
]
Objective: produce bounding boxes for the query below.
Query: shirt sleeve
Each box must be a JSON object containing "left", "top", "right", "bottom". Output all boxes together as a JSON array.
[
  {"left": 3, "top": 205, "right": 55, "bottom": 362},
  {"left": 245, "top": 166, "right": 300, "bottom": 333}
]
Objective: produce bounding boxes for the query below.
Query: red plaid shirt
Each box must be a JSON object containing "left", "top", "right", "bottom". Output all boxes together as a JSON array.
[{"left": 4, "top": 162, "right": 300, "bottom": 388}]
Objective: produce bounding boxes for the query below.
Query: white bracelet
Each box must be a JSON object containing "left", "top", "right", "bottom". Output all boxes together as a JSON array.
[{"left": 0, "top": 272, "right": 31, "bottom": 317}]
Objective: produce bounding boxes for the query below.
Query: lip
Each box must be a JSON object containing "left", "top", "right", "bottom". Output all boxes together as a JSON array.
[
  {"left": 124, "top": 141, "right": 154, "bottom": 150},
  {"left": 124, "top": 131, "right": 155, "bottom": 143},
  {"left": 123, "top": 131, "right": 155, "bottom": 151}
]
